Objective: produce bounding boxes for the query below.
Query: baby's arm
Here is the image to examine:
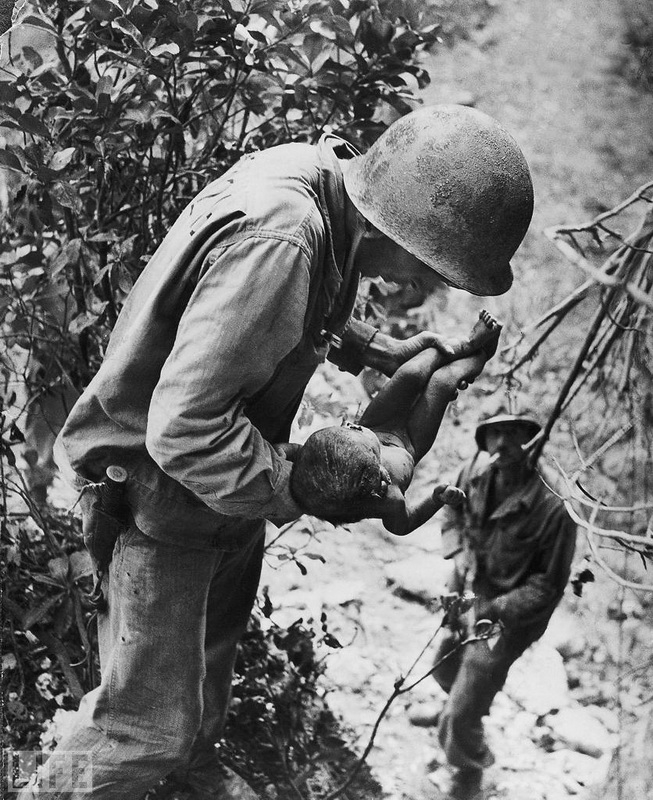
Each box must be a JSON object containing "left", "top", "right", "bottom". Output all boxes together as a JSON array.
[{"left": 380, "top": 483, "right": 465, "bottom": 536}]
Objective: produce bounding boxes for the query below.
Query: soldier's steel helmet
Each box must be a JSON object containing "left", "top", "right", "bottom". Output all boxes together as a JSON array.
[
  {"left": 342, "top": 104, "right": 534, "bottom": 296},
  {"left": 475, "top": 414, "right": 542, "bottom": 451}
]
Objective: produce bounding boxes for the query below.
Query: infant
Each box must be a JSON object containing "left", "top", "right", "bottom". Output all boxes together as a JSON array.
[{"left": 288, "top": 311, "right": 502, "bottom": 535}]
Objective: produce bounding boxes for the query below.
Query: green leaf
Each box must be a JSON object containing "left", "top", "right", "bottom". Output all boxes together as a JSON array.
[
  {"left": 19, "top": 14, "right": 58, "bottom": 33},
  {"left": 113, "top": 15, "right": 143, "bottom": 44},
  {"left": 309, "top": 19, "right": 337, "bottom": 41},
  {"left": 21, "top": 46, "right": 44, "bottom": 70},
  {"left": 69, "top": 550, "right": 93, "bottom": 581},
  {"left": 69, "top": 311, "right": 98, "bottom": 335},
  {"left": 96, "top": 75, "right": 113, "bottom": 96},
  {"left": 51, "top": 239, "right": 82, "bottom": 275},
  {"left": 0, "top": 82, "right": 18, "bottom": 104},
  {"left": 2, "top": 440, "right": 16, "bottom": 467},
  {"left": 330, "top": 15, "right": 355, "bottom": 45},
  {"left": 273, "top": 43, "right": 309, "bottom": 70},
  {"left": 22, "top": 593, "right": 64, "bottom": 630},
  {"left": 50, "top": 181, "right": 81, "bottom": 211},
  {"left": 48, "top": 555, "right": 70, "bottom": 583},
  {"left": 248, "top": 30, "right": 268, "bottom": 45},
  {"left": 178, "top": 11, "right": 199, "bottom": 32},
  {"left": 303, "top": 32, "right": 325, "bottom": 63},
  {"left": 89, "top": 0, "right": 122, "bottom": 22},
  {"left": 0, "top": 149, "right": 24, "bottom": 172},
  {"left": 149, "top": 42, "right": 180, "bottom": 58},
  {"left": 19, "top": 113, "right": 50, "bottom": 139},
  {"left": 49, "top": 147, "right": 76, "bottom": 171},
  {"left": 115, "top": 263, "right": 134, "bottom": 294},
  {"left": 31, "top": 574, "right": 65, "bottom": 587},
  {"left": 8, "top": 422, "right": 24, "bottom": 444}
]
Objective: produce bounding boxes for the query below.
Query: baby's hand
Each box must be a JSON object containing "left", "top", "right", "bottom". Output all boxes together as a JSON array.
[{"left": 432, "top": 483, "right": 465, "bottom": 507}]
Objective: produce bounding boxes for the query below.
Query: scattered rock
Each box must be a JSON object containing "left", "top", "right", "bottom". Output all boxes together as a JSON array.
[
  {"left": 324, "top": 579, "right": 366, "bottom": 607},
  {"left": 384, "top": 554, "right": 452, "bottom": 603},
  {"left": 585, "top": 705, "right": 619, "bottom": 734},
  {"left": 546, "top": 707, "right": 617, "bottom": 757},
  {"left": 543, "top": 748, "right": 612, "bottom": 789},
  {"left": 504, "top": 642, "right": 570, "bottom": 716},
  {"left": 541, "top": 608, "right": 588, "bottom": 660},
  {"left": 324, "top": 649, "right": 379, "bottom": 689}
]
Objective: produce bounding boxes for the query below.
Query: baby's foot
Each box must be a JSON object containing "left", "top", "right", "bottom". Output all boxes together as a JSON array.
[
  {"left": 467, "top": 310, "right": 502, "bottom": 359},
  {"left": 432, "top": 483, "right": 465, "bottom": 507}
]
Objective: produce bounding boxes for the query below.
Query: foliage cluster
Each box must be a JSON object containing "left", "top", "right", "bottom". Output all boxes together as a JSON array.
[
  {"left": 1, "top": 506, "right": 97, "bottom": 751},
  {"left": 0, "top": 0, "right": 437, "bottom": 403}
]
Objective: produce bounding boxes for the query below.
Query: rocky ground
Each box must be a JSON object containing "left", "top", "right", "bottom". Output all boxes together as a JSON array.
[
  {"left": 258, "top": 361, "right": 641, "bottom": 800},
  {"left": 261, "top": 0, "right": 653, "bottom": 797}
]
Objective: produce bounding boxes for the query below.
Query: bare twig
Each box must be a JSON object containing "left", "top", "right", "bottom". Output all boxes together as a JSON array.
[
  {"left": 545, "top": 180, "right": 653, "bottom": 236},
  {"left": 321, "top": 622, "right": 500, "bottom": 800},
  {"left": 564, "top": 500, "right": 653, "bottom": 549}
]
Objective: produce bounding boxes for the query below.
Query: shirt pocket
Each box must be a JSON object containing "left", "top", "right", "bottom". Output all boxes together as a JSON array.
[{"left": 485, "top": 524, "right": 537, "bottom": 582}]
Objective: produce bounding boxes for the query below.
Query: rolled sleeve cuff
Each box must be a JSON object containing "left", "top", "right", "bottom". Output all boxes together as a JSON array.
[
  {"left": 328, "top": 318, "right": 378, "bottom": 375},
  {"left": 203, "top": 456, "right": 304, "bottom": 525}
]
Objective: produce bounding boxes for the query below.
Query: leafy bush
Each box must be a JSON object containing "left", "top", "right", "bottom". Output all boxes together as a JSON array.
[
  {"left": 0, "top": 0, "right": 437, "bottom": 402},
  {"left": 1, "top": 506, "right": 97, "bottom": 751}
]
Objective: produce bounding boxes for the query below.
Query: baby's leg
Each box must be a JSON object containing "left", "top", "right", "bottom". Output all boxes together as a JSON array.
[
  {"left": 359, "top": 347, "right": 444, "bottom": 431},
  {"left": 406, "top": 312, "right": 502, "bottom": 462}
]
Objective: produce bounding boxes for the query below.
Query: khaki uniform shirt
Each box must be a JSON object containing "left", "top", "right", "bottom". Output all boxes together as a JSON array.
[
  {"left": 55, "top": 136, "right": 365, "bottom": 549},
  {"left": 441, "top": 452, "right": 576, "bottom": 640}
]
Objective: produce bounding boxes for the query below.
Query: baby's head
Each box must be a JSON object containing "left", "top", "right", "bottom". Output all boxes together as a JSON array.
[{"left": 290, "top": 423, "right": 389, "bottom": 523}]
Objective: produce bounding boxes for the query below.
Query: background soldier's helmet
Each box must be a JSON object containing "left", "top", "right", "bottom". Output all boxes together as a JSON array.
[
  {"left": 343, "top": 104, "right": 534, "bottom": 296},
  {"left": 475, "top": 413, "right": 542, "bottom": 451}
]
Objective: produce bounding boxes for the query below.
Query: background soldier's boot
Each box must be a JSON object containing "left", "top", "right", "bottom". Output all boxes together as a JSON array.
[
  {"left": 447, "top": 767, "right": 483, "bottom": 800},
  {"left": 408, "top": 701, "right": 442, "bottom": 728}
]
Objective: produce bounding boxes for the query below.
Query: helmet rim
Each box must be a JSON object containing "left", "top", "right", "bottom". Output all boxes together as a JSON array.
[{"left": 475, "top": 414, "right": 542, "bottom": 451}]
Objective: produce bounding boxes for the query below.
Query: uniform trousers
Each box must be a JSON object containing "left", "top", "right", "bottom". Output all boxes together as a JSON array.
[
  {"left": 432, "top": 628, "right": 529, "bottom": 771},
  {"left": 19, "top": 522, "right": 265, "bottom": 799}
]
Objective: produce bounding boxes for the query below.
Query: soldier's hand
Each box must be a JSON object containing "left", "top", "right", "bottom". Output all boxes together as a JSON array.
[{"left": 377, "top": 331, "right": 468, "bottom": 376}]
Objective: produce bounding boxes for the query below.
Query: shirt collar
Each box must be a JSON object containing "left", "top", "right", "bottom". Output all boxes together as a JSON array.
[{"left": 315, "top": 134, "right": 362, "bottom": 334}]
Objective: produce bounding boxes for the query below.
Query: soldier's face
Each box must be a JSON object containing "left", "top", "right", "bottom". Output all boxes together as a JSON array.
[
  {"left": 485, "top": 424, "right": 532, "bottom": 466},
  {"left": 356, "top": 234, "right": 446, "bottom": 295}
]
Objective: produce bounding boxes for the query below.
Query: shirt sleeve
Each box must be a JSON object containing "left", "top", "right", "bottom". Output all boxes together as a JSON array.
[
  {"left": 145, "top": 234, "right": 312, "bottom": 522},
  {"left": 327, "top": 317, "right": 378, "bottom": 374},
  {"left": 490, "top": 506, "right": 577, "bottom": 629}
]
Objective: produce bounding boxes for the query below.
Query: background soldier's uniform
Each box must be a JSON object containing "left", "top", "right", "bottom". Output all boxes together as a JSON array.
[{"left": 434, "top": 451, "right": 577, "bottom": 771}]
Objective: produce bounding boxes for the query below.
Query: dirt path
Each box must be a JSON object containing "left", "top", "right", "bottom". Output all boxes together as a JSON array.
[
  {"left": 422, "top": 0, "right": 653, "bottom": 314},
  {"left": 264, "top": 1, "right": 653, "bottom": 798}
]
